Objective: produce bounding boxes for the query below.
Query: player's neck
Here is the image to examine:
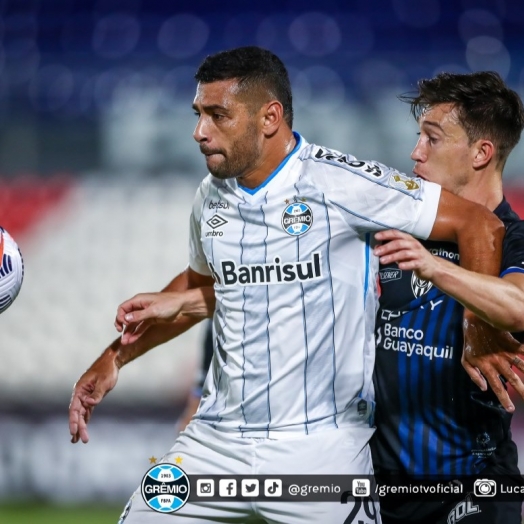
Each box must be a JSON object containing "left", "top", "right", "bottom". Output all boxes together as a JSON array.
[
  {"left": 457, "top": 168, "right": 504, "bottom": 211},
  {"left": 236, "top": 130, "right": 297, "bottom": 189}
]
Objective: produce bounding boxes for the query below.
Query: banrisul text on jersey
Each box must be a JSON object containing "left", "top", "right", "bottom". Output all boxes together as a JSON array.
[{"left": 215, "top": 252, "right": 322, "bottom": 286}]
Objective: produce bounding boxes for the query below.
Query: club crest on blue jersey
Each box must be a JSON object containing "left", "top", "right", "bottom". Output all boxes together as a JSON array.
[
  {"left": 281, "top": 202, "right": 313, "bottom": 236},
  {"left": 411, "top": 273, "right": 433, "bottom": 298}
]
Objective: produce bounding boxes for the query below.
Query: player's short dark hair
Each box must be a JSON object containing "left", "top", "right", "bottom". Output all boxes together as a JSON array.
[
  {"left": 195, "top": 46, "right": 293, "bottom": 128},
  {"left": 400, "top": 71, "right": 524, "bottom": 167}
]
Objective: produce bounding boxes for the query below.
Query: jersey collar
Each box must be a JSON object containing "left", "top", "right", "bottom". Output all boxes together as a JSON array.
[{"left": 237, "top": 132, "right": 303, "bottom": 195}]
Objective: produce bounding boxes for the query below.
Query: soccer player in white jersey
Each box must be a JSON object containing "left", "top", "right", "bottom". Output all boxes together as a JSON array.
[{"left": 69, "top": 47, "right": 504, "bottom": 523}]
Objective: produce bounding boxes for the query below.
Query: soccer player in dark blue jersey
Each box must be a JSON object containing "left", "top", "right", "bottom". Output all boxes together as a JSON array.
[{"left": 372, "top": 71, "right": 524, "bottom": 524}]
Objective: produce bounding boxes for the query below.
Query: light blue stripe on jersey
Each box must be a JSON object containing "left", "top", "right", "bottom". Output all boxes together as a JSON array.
[
  {"left": 324, "top": 195, "right": 338, "bottom": 429},
  {"left": 238, "top": 132, "right": 302, "bottom": 195},
  {"left": 500, "top": 266, "right": 524, "bottom": 277},
  {"left": 261, "top": 194, "right": 272, "bottom": 434},
  {"left": 296, "top": 221, "right": 310, "bottom": 433},
  {"left": 364, "top": 233, "right": 371, "bottom": 306},
  {"left": 238, "top": 201, "right": 249, "bottom": 430}
]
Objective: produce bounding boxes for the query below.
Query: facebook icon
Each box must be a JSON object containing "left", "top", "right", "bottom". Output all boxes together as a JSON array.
[{"left": 219, "top": 479, "right": 237, "bottom": 497}]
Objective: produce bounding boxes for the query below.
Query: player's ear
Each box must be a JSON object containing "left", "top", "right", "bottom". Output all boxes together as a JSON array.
[
  {"left": 472, "top": 139, "right": 494, "bottom": 169},
  {"left": 261, "top": 100, "right": 283, "bottom": 137}
]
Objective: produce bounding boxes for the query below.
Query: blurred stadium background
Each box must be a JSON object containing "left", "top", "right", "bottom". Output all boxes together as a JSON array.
[{"left": 1, "top": 0, "right": 524, "bottom": 522}]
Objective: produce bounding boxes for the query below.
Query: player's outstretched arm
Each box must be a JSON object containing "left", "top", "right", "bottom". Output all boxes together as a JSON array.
[
  {"left": 69, "top": 267, "right": 215, "bottom": 444},
  {"left": 69, "top": 342, "right": 120, "bottom": 444},
  {"left": 374, "top": 229, "right": 524, "bottom": 332}
]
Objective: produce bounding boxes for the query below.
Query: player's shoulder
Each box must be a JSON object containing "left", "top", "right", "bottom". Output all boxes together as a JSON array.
[
  {"left": 298, "top": 142, "right": 419, "bottom": 190},
  {"left": 198, "top": 173, "right": 217, "bottom": 192},
  {"left": 499, "top": 199, "right": 524, "bottom": 238},
  {"left": 192, "top": 174, "right": 219, "bottom": 213},
  {"left": 504, "top": 218, "right": 524, "bottom": 243}
]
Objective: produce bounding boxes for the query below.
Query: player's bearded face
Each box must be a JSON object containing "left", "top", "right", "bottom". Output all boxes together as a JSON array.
[{"left": 201, "top": 119, "right": 261, "bottom": 180}]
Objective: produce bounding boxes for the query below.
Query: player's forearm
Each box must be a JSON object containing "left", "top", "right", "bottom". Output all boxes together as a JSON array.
[
  {"left": 430, "top": 259, "right": 524, "bottom": 331},
  {"left": 109, "top": 315, "right": 203, "bottom": 369},
  {"left": 179, "top": 287, "right": 216, "bottom": 319}
]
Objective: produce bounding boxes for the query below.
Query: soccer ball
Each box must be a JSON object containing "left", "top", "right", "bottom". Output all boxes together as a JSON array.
[{"left": 0, "top": 227, "right": 24, "bottom": 314}]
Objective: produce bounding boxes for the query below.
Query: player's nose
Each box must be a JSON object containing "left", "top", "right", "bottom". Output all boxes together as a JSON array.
[
  {"left": 410, "top": 141, "right": 426, "bottom": 162},
  {"left": 193, "top": 116, "right": 208, "bottom": 143}
]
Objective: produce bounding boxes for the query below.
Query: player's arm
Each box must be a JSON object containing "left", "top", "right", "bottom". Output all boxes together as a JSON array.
[
  {"left": 68, "top": 267, "right": 214, "bottom": 444},
  {"left": 372, "top": 229, "right": 524, "bottom": 331},
  {"left": 115, "top": 285, "right": 216, "bottom": 346},
  {"left": 376, "top": 187, "right": 504, "bottom": 280},
  {"left": 113, "top": 285, "right": 216, "bottom": 344}
]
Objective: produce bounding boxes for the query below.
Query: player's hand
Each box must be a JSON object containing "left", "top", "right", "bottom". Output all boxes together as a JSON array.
[
  {"left": 115, "top": 292, "right": 187, "bottom": 345},
  {"left": 462, "top": 312, "right": 524, "bottom": 412},
  {"left": 374, "top": 230, "right": 442, "bottom": 281},
  {"left": 69, "top": 353, "right": 119, "bottom": 444}
]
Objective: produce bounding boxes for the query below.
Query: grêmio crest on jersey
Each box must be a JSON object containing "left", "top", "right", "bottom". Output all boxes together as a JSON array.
[{"left": 281, "top": 200, "right": 313, "bottom": 236}]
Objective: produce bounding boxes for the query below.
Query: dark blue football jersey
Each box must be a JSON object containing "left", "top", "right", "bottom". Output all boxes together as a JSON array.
[{"left": 372, "top": 198, "right": 524, "bottom": 477}]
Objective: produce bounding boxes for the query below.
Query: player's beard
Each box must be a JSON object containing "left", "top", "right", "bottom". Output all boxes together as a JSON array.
[{"left": 203, "top": 121, "right": 261, "bottom": 180}]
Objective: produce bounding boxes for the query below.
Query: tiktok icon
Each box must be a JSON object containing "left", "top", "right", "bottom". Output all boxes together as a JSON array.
[{"left": 264, "top": 479, "right": 282, "bottom": 497}]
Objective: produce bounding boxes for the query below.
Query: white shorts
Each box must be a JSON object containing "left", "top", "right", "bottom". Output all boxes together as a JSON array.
[{"left": 120, "top": 421, "right": 381, "bottom": 524}]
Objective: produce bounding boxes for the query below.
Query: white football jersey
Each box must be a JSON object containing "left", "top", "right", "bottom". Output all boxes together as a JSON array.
[{"left": 189, "top": 133, "right": 441, "bottom": 437}]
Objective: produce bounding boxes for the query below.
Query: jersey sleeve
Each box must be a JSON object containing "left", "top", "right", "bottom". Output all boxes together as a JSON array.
[
  {"left": 501, "top": 220, "right": 524, "bottom": 277},
  {"left": 188, "top": 179, "right": 212, "bottom": 276},
  {"left": 306, "top": 146, "right": 441, "bottom": 239}
]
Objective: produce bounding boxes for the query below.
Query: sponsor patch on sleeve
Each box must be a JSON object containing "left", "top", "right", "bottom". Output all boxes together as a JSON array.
[{"left": 388, "top": 172, "right": 420, "bottom": 191}]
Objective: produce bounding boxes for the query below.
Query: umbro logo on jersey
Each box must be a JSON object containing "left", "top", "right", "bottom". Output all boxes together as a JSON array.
[
  {"left": 206, "top": 214, "right": 228, "bottom": 237},
  {"left": 220, "top": 252, "right": 322, "bottom": 287},
  {"left": 281, "top": 202, "right": 313, "bottom": 236},
  {"left": 207, "top": 215, "right": 228, "bottom": 229}
]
